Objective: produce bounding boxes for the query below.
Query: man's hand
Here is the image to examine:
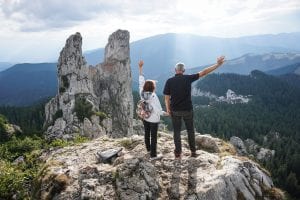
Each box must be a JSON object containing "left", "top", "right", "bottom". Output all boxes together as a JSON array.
[
  {"left": 164, "top": 95, "right": 171, "bottom": 116},
  {"left": 217, "top": 56, "right": 225, "bottom": 66},
  {"left": 166, "top": 109, "right": 171, "bottom": 116},
  {"left": 198, "top": 55, "right": 226, "bottom": 77}
]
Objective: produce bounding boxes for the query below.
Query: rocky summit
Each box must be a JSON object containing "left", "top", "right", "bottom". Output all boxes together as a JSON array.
[
  {"left": 39, "top": 30, "right": 284, "bottom": 200},
  {"left": 33, "top": 131, "right": 283, "bottom": 200},
  {"left": 44, "top": 30, "right": 133, "bottom": 140}
]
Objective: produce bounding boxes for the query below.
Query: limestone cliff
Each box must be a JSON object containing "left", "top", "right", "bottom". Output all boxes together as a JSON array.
[
  {"left": 34, "top": 130, "right": 283, "bottom": 200},
  {"left": 44, "top": 30, "right": 133, "bottom": 140},
  {"left": 93, "top": 30, "right": 133, "bottom": 137}
]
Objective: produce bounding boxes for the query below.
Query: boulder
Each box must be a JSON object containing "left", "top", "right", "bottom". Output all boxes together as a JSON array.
[
  {"left": 257, "top": 148, "right": 275, "bottom": 162},
  {"left": 231, "top": 136, "right": 275, "bottom": 162},
  {"left": 195, "top": 134, "right": 222, "bottom": 153},
  {"left": 230, "top": 136, "right": 248, "bottom": 156}
]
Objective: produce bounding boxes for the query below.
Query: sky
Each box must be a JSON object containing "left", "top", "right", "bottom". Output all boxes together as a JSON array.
[{"left": 0, "top": 0, "right": 300, "bottom": 63}]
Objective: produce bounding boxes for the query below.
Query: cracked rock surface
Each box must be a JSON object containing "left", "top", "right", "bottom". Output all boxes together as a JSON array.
[{"left": 34, "top": 132, "right": 283, "bottom": 200}]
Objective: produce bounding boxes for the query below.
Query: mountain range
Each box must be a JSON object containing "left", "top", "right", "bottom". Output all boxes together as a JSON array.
[
  {"left": 266, "top": 62, "right": 300, "bottom": 76},
  {"left": 85, "top": 32, "right": 300, "bottom": 78},
  {"left": 1, "top": 32, "right": 300, "bottom": 105},
  {"left": 0, "top": 63, "right": 57, "bottom": 106},
  {"left": 0, "top": 62, "right": 13, "bottom": 72}
]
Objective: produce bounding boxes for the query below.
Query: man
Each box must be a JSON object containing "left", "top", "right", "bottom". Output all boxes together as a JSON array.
[{"left": 163, "top": 56, "right": 225, "bottom": 159}]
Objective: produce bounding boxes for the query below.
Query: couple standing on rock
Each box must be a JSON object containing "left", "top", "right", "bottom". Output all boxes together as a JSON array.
[{"left": 138, "top": 56, "right": 225, "bottom": 160}]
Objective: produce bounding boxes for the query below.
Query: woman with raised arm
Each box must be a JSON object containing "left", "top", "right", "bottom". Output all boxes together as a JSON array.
[{"left": 138, "top": 60, "right": 168, "bottom": 160}]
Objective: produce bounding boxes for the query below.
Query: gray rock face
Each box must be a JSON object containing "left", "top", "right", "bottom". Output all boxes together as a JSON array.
[
  {"left": 231, "top": 136, "right": 275, "bottom": 162},
  {"left": 93, "top": 30, "right": 133, "bottom": 137},
  {"left": 245, "top": 138, "right": 260, "bottom": 154},
  {"left": 44, "top": 30, "right": 133, "bottom": 139},
  {"left": 116, "top": 158, "right": 160, "bottom": 199},
  {"left": 133, "top": 119, "right": 144, "bottom": 135},
  {"left": 257, "top": 148, "right": 275, "bottom": 161},
  {"left": 35, "top": 133, "right": 284, "bottom": 200},
  {"left": 230, "top": 136, "right": 248, "bottom": 155}
]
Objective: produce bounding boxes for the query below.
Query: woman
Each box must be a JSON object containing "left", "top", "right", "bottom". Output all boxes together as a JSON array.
[{"left": 138, "top": 60, "right": 167, "bottom": 160}]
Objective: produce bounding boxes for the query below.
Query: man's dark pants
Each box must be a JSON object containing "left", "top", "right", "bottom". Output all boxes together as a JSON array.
[{"left": 171, "top": 110, "right": 196, "bottom": 155}]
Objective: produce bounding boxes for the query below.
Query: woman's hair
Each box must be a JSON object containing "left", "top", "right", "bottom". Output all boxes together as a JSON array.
[{"left": 143, "top": 80, "right": 155, "bottom": 92}]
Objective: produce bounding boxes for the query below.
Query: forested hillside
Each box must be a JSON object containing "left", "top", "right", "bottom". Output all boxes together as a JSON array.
[{"left": 189, "top": 71, "right": 300, "bottom": 198}]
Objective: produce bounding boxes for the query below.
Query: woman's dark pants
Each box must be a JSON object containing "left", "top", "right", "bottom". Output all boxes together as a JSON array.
[{"left": 143, "top": 120, "right": 159, "bottom": 157}]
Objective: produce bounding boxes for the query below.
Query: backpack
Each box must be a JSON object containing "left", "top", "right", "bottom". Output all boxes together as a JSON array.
[{"left": 136, "top": 100, "right": 153, "bottom": 119}]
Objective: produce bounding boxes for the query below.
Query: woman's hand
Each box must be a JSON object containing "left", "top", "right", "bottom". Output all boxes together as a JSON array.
[
  {"left": 138, "top": 60, "right": 144, "bottom": 68},
  {"left": 138, "top": 60, "right": 144, "bottom": 75},
  {"left": 163, "top": 111, "right": 170, "bottom": 117}
]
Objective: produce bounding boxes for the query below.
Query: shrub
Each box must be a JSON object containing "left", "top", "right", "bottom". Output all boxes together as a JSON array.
[
  {"left": 53, "top": 109, "right": 63, "bottom": 121},
  {"left": 74, "top": 96, "right": 93, "bottom": 122},
  {"left": 0, "top": 114, "right": 8, "bottom": 126},
  {"left": 58, "top": 75, "right": 69, "bottom": 94},
  {"left": 59, "top": 87, "right": 66, "bottom": 94},
  {"left": 118, "top": 138, "right": 133, "bottom": 149},
  {"left": 49, "top": 139, "right": 69, "bottom": 148},
  {"left": 73, "top": 134, "right": 89, "bottom": 144},
  {"left": 61, "top": 75, "right": 69, "bottom": 89},
  {"left": 0, "top": 136, "right": 43, "bottom": 161},
  {"left": 0, "top": 161, "right": 28, "bottom": 199},
  {"left": 49, "top": 135, "right": 89, "bottom": 148},
  {"left": 94, "top": 111, "right": 108, "bottom": 121},
  {"left": 0, "top": 114, "right": 9, "bottom": 142},
  {"left": 0, "top": 135, "right": 43, "bottom": 199}
]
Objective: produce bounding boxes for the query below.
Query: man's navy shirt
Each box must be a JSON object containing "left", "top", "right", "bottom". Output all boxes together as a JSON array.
[{"left": 163, "top": 73, "right": 200, "bottom": 111}]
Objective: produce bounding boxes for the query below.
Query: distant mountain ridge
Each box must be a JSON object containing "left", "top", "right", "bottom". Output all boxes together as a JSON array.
[
  {"left": 1, "top": 31, "right": 300, "bottom": 105},
  {"left": 266, "top": 62, "right": 300, "bottom": 76},
  {"left": 153, "top": 53, "right": 300, "bottom": 93},
  {"left": 189, "top": 53, "right": 300, "bottom": 74},
  {"left": 0, "top": 62, "right": 13, "bottom": 72},
  {"left": 1, "top": 53, "right": 300, "bottom": 105},
  {"left": 85, "top": 32, "right": 300, "bottom": 78},
  {"left": 0, "top": 63, "right": 57, "bottom": 106}
]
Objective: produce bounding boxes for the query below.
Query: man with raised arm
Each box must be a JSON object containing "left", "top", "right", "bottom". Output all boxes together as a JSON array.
[{"left": 163, "top": 56, "right": 225, "bottom": 159}]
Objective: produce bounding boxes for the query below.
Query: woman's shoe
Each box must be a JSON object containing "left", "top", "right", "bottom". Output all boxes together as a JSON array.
[{"left": 150, "top": 154, "right": 163, "bottom": 161}]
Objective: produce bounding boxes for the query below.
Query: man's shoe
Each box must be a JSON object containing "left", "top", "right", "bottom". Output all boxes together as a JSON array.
[
  {"left": 174, "top": 152, "right": 182, "bottom": 159},
  {"left": 191, "top": 151, "right": 198, "bottom": 158}
]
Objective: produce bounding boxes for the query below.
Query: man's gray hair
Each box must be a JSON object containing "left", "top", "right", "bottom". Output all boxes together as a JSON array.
[{"left": 175, "top": 62, "right": 185, "bottom": 72}]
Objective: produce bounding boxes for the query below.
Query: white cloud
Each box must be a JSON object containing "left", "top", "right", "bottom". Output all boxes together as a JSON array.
[{"left": 0, "top": 0, "right": 299, "bottom": 62}]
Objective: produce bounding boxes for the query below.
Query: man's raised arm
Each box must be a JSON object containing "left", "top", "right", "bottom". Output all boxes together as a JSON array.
[{"left": 198, "top": 56, "right": 225, "bottom": 77}]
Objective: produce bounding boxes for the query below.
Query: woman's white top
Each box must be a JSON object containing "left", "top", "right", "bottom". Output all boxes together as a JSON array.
[{"left": 139, "top": 75, "right": 165, "bottom": 123}]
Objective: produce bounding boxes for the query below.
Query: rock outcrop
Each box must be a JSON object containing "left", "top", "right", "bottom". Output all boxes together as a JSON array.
[
  {"left": 44, "top": 30, "right": 133, "bottom": 140},
  {"left": 93, "top": 30, "right": 133, "bottom": 137},
  {"left": 230, "top": 136, "right": 248, "bottom": 156},
  {"left": 34, "top": 132, "right": 284, "bottom": 200},
  {"left": 230, "top": 136, "right": 275, "bottom": 162},
  {"left": 0, "top": 115, "right": 22, "bottom": 141}
]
